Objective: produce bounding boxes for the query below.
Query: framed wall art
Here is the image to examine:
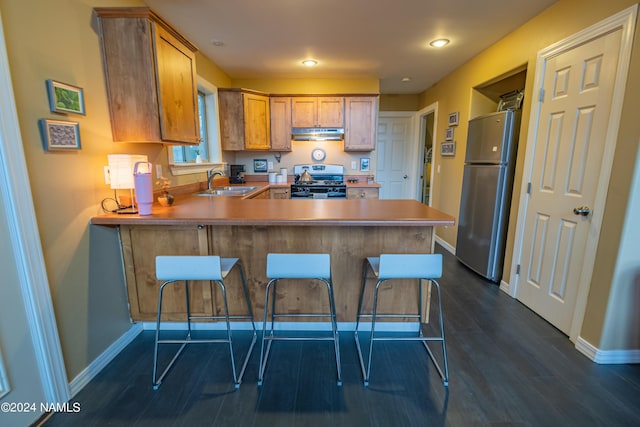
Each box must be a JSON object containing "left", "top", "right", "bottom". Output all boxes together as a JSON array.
[
  {"left": 253, "top": 158, "right": 268, "bottom": 173},
  {"left": 440, "top": 141, "right": 456, "bottom": 157},
  {"left": 445, "top": 127, "right": 454, "bottom": 141},
  {"left": 448, "top": 111, "right": 459, "bottom": 126},
  {"left": 360, "top": 158, "right": 370, "bottom": 172},
  {"left": 39, "top": 119, "right": 81, "bottom": 151},
  {"left": 46, "top": 79, "right": 85, "bottom": 115}
]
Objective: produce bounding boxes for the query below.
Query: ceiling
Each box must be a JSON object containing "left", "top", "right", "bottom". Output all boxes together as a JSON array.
[{"left": 144, "top": 0, "right": 557, "bottom": 94}]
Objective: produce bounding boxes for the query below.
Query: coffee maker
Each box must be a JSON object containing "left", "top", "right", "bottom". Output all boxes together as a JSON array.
[{"left": 229, "top": 164, "right": 246, "bottom": 184}]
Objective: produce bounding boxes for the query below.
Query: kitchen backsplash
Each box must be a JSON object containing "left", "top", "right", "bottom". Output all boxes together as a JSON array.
[{"left": 233, "top": 140, "right": 376, "bottom": 176}]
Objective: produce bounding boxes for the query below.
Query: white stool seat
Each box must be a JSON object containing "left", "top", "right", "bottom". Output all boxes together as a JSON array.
[
  {"left": 156, "top": 256, "right": 239, "bottom": 281},
  {"left": 258, "top": 253, "right": 341, "bottom": 386},
  {"left": 266, "top": 253, "right": 331, "bottom": 279},
  {"left": 368, "top": 254, "right": 442, "bottom": 280},
  {"left": 355, "top": 253, "right": 449, "bottom": 387},
  {"left": 152, "top": 255, "right": 256, "bottom": 390}
]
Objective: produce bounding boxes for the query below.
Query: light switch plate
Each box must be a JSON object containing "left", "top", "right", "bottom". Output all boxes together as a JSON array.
[
  {"left": 268, "top": 161, "right": 274, "bottom": 170},
  {"left": 351, "top": 161, "right": 357, "bottom": 170},
  {"left": 156, "top": 164, "right": 163, "bottom": 178}
]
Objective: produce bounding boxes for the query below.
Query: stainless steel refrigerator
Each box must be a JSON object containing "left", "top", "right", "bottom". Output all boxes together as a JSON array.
[{"left": 455, "top": 110, "right": 521, "bottom": 282}]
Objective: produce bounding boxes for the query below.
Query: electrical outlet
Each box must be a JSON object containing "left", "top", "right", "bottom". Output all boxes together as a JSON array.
[
  {"left": 437, "top": 165, "right": 441, "bottom": 173},
  {"left": 351, "top": 161, "right": 357, "bottom": 170},
  {"left": 267, "top": 161, "right": 274, "bottom": 170},
  {"left": 156, "top": 164, "right": 163, "bottom": 178},
  {"left": 103, "top": 166, "right": 110, "bottom": 184}
]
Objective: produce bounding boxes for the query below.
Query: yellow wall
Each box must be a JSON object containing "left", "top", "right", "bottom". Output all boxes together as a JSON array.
[
  {"left": 379, "top": 94, "right": 420, "bottom": 112},
  {"left": 230, "top": 77, "right": 379, "bottom": 94},
  {"left": 419, "top": 0, "right": 640, "bottom": 349}
]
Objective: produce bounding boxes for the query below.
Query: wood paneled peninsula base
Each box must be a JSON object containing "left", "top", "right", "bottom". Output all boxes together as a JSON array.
[{"left": 91, "top": 198, "right": 454, "bottom": 323}]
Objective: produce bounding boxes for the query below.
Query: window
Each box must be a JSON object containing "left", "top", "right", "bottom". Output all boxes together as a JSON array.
[{"left": 168, "top": 77, "right": 224, "bottom": 175}]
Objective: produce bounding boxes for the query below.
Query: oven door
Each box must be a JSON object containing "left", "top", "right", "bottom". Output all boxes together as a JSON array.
[{"left": 290, "top": 186, "right": 346, "bottom": 199}]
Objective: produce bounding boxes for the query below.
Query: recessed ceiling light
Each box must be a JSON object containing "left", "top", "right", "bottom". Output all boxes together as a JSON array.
[
  {"left": 401, "top": 77, "right": 412, "bottom": 82},
  {"left": 429, "top": 38, "right": 450, "bottom": 48},
  {"left": 211, "top": 39, "right": 224, "bottom": 47},
  {"left": 302, "top": 59, "right": 318, "bottom": 67}
]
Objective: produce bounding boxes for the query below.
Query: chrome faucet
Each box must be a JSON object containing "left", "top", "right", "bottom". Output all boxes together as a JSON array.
[{"left": 207, "top": 169, "right": 225, "bottom": 190}]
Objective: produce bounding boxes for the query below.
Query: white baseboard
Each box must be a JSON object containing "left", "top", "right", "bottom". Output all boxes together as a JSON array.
[
  {"left": 68, "top": 324, "right": 143, "bottom": 397},
  {"left": 499, "top": 279, "right": 512, "bottom": 295},
  {"left": 575, "top": 336, "right": 640, "bottom": 364},
  {"left": 434, "top": 235, "right": 455, "bottom": 254},
  {"left": 141, "top": 321, "right": 421, "bottom": 333}
]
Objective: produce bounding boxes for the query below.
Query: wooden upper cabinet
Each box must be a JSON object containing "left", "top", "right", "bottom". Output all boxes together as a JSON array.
[
  {"left": 270, "top": 97, "right": 292, "bottom": 151},
  {"left": 219, "top": 89, "right": 270, "bottom": 151},
  {"left": 291, "top": 97, "right": 344, "bottom": 128},
  {"left": 95, "top": 7, "right": 200, "bottom": 144},
  {"left": 344, "top": 96, "right": 379, "bottom": 151}
]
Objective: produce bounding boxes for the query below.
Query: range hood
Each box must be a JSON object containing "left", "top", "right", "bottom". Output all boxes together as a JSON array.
[{"left": 291, "top": 127, "right": 344, "bottom": 141}]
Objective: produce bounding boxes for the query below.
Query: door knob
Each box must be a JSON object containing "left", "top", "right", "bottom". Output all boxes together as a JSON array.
[
  {"left": 573, "top": 206, "right": 591, "bottom": 216},
  {"left": 403, "top": 175, "right": 408, "bottom": 179}
]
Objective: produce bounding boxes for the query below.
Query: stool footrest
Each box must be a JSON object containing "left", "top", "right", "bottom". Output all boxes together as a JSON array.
[
  {"left": 185, "top": 315, "right": 254, "bottom": 321},
  {"left": 264, "top": 336, "right": 337, "bottom": 341},
  {"left": 271, "top": 313, "right": 333, "bottom": 318},
  {"left": 158, "top": 338, "right": 231, "bottom": 344},
  {"left": 356, "top": 314, "right": 422, "bottom": 319}
]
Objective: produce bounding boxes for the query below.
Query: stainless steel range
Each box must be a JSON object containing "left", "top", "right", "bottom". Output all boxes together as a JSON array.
[{"left": 291, "top": 164, "right": 347, "bottom": 199}]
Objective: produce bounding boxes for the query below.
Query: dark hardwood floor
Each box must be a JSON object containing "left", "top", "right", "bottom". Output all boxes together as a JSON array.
[{"left": 43, "top": 245, "right": 640, "bottom": 426}]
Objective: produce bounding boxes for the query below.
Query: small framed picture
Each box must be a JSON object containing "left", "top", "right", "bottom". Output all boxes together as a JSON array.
[
  {"left": 46, "top": 80, "right": 85, "bottom": 115},
  {"left": 448, "top": 112, "right": 459, "bottom": 126},
  {"left": 360, "top": 158, "right": 370, "bottom": 172},
  {"left": 39, "top": 119, "right": 81, "bottom": 151},
  {"left": 253, "top": 158, "right": 268, "bottom": 173},
  {"left": 445, "top": 127, "right": 454, "bottom": 141},
  {"left": 440, "top": 141, "right": 456, "bottom": 157}
]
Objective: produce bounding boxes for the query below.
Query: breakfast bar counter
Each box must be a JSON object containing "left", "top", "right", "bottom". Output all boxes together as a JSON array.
[{"left": 92, "top": 197, "right": 454, "bottom": 323}]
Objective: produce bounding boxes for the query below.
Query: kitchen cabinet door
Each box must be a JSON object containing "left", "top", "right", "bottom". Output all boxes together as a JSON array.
[
  {"left": 269, "top": 188, "right": 290, "bottom": 199},
  {"left": 243, "top": 93, "right": 271, "bottom": 150},
  {"left": 95, "top": 7, "right": 200, "bottom": 144},
  {"left": 344, "top": 96, "right": 378, "bottom": 151},
  {"left": 120, "top": 225, "right": 213, "bottom": 321},
  {"left": 219, "top": 89, "right": 270, "bottom": 151},
  {"left": 270, "top": 97, "right": 292, "bottom": 151},
  {"left": 291, "top": 97, "right": 344, "bottom": 127}
]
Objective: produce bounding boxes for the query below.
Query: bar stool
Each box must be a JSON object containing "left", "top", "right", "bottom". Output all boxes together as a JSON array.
[
  {"left": 257, "top": 253, "right": 342, "bottom": 386},
  {"left": 153, "top": 256, "right": 256, "bottom": 390},
  {"left": 354, "top": 253, "right": 449, "bottom": 386}
]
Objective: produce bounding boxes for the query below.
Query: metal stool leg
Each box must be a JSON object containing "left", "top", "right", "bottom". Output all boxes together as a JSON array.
[
  {"left": 234, "top": 263, "right": 257, "bottom": 386},
  {"left": 421, "top": 279, "right": 449, "bottom": 386},
  {"left": 152, "top": 280, "right": 190, "bottom": 390},
  {"left": 324, "top": 277, "right": 342, "bottom": 386},
  {"left": 258, "top": 278, "right": 276, "bottom": 386},
  {"left": 354, "top": 261, "right": 372, "bottom": 386}
]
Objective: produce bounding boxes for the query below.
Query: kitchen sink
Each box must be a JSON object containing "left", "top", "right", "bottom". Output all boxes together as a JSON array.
[{"left": 193, "top": 186, "right": 258, "bottom": 197}]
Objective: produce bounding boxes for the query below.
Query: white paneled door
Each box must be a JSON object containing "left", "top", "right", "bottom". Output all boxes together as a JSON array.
[
  {"left": 516, "top": 23, "right": 627, "bottom": 335},
  {"left": 376, "top": 114, "right": 414, "bottom": 199}
]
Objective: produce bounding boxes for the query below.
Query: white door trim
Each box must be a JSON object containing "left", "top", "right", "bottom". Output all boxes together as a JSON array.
[
  {"left": 414, "top": 102, "right": 439, "bottom": 202},
  {"left": 508, "top": 5, "right": 638, "bottom": 343},
  {"left": 0, "top": 11, "right": 70, "bottom": 402}
]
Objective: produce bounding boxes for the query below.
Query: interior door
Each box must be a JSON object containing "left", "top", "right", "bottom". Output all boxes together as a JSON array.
[
  {"left": 516, "top": 28, "right": 622, "bottom": 334},
  {"left": 376, "top": 115, "right": 414, "bottom": 199}
]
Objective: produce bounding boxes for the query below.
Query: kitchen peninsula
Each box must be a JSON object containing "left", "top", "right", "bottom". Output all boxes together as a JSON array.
[{"left": 91, "top": 191, "right": 454, "bottom": 323}]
